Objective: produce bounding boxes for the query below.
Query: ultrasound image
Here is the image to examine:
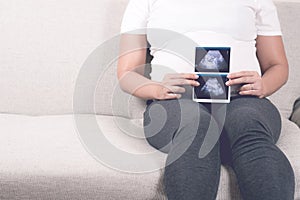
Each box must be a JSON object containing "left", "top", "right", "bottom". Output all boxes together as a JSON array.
[
  {"left": 194, "top": 74, "right": 228, "bottom": 100},
  {"left": 201, "top": 78, "right": 225, "bottom": 96},
  {"left": 195, "top": 47, "right": 230, "bottom": 73},
  {"left": 199, "top": 50, "right": 227, "bottom": 70}
]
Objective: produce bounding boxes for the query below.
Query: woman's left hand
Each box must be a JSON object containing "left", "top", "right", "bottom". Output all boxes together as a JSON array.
[{"left": 226, "top": 71, "right": 266, "bottom": 98}]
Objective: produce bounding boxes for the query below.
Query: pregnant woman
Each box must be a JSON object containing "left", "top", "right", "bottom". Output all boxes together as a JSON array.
[{"left": 117, "top": 0, "right": 295, "bottom": 199}]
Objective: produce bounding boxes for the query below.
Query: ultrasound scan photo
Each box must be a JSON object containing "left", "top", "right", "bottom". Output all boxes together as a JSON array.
[
  {"left": 201, "top": 78, "right": 225, "bottom": 96},
  {"left": 194, "top": 74, "right": 229, "bottom": 100},
  {"left": 195, "top": 47, "right": 230, "bottom": 73},
  {"left": 199, "top": 50, "right": 227, "bottom": 71}
]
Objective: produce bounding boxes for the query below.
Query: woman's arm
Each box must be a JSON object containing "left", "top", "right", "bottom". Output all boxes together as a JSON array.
[
  {"left": 226, "top": 35, "right": 288, "bottom": 98},
  {"left": 256, "top": 35, "right": 288, "bottom": 96},
  {"left": 117, "top": 34, "right": 154, "bottom": 99},
  {"left": 117, "top": 34, "right": 199, "bottom": 100}
]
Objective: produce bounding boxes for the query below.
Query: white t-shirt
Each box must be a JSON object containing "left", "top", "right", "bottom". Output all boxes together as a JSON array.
[{"left": 120, "top": 0, "right": 282, "bottom": 81}]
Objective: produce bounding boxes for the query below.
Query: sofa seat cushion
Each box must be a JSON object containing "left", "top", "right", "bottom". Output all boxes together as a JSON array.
[
  {"left": 276, "top": 118, "right": 300, "bottom": 200},
  {"left": 0, "top": 114, "right": 160, "bottom": 200},
  {"left": 1, "top": 114, "right": 300, "bottom": 199}
]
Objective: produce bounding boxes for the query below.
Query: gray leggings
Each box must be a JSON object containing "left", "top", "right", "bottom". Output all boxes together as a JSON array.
[{"left": 143, "top": 96, "right": 295, "bottom": 200}]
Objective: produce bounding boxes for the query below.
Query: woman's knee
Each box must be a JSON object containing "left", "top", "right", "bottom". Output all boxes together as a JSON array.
[
  {"left": 143, "top": 99, "right": 217, "bottom": 153},
  {"left": 143, "top": 99, "right": 181, "bottom": 152},
  {"left": 271, "top": 147, "right": 295, "bottom": 191},
  {"left": 224, "top": 98, "right": 281, "bottom": 146},
  {"left": 234, "top": 146, "right": 295, "bottom": 200}
]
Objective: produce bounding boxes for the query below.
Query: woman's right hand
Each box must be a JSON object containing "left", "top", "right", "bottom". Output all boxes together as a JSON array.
[{"left": 154, "top": 73, "right": 200, "bottom": 100}]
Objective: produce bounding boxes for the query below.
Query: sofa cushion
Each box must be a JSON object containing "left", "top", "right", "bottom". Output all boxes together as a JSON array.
[
  {"left": 0, "top": 0, "right": 132, "bottom": 116},
  {"left": 0, "top": 114, "right": 160, "bottom": 199},
  {"left": 72, "top": 34, "right": 146, "bottom": 119},
  {"left": 277, "top": 118, "right": 300, "bottom": 199},
  {"left": 0, "top": 0, "right": 146, "bottom": 119},
  {"left": 1, "top": 114, "right": 299, "bottom": 199}
]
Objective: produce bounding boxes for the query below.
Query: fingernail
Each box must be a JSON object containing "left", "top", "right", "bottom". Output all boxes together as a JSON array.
[
  {"left": 195, "top": 74, "right": 199, "bottom": 78},
  {"left": 225, "top": 81, "right": 229, "bottom": 86}
]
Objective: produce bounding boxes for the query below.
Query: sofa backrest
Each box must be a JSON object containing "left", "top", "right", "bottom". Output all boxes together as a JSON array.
[
  {"left": 0, "top": 0, "right": 299, "bottom": 119},
  {"left": 0, "top": 0, "right": 135, "bottom": 117}
]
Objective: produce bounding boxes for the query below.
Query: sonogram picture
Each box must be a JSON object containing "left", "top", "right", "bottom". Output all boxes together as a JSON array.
[{"left": 193, "top": 47, "right": 231, "bottom": 103}]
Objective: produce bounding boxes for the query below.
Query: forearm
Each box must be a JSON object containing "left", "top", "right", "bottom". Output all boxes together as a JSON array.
[
  {"left": 117, "top": 34, "right": 156, "bottom": 99},
  {"left": 256, "top": 35, "right": 289, "bottom": 97},
  {"left": 261, "top": 64, "right": 288, "bottom": 97},
  {"left": 119, "top": 71, "right": 199, "bottom": 100},
  {"left": 118, "top": 71, "right": 159, "bottom": 100}
]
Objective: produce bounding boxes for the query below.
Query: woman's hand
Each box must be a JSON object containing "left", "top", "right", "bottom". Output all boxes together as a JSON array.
[
  {"left": 226, "top": 71, "right": 266, "bottom": 98},
  {"left": 154, "top": 73, "right": 200, "bottom": 100}
]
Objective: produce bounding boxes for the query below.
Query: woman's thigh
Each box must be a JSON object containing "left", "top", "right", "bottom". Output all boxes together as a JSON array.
[
  {"left": 143, "top": 98, "right": 213, "bottom": 153},
  {"left": 223, "top": 96, "right": 282, "bottom": 151},
  {"left": 222, "top": 96, "right": 295, "bottom": 200}
]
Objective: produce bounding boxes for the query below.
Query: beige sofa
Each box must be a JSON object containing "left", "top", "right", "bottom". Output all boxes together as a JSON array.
[{"left": 0, "top": 1, "right": 299, "bottom": 199}]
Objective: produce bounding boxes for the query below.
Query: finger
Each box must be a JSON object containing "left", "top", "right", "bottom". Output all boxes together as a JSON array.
[
  {"left": 166, "top": 79, "right": 200, "bottom": 87},
  {"left": 164, "top": 93, "right": 182, "bottom": 99},
  {"left": 239, "top": 89, "right": 260, "bottom": 96},
  {"left": 226, "top": 77, "right": 256, "bottom": 86},
  {"left": 227, "top": 71, "right": 257, "bottom": 79},
  {"left": 160, "top": 85, "right": 185, "bottom": 94},
  {"left": 167, "top": 73, "right": 199, "bottom": 80},
  {"left": 180, "top": 73, "right": 199, "bottom": 80},
  {"left": 239, "top": 84, "right": 255, "bottom": 91},
  {"left": 168, "top": 86, "right": 186, "bottom": 94},
  {"left": 156, "top": 86, "right": 181, "bottom": 100}
]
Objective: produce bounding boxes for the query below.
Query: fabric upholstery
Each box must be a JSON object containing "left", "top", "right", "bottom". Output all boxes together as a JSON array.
[
  {"left": 0, "top": 1, "right": 300, "bottom": 200},
  {"left": 0, "top": 114, "right": 299, "bottom": 199},
  {"left": 0, "top": 0, "right": 130, "bottom": 116},
  {"left": 0, "top": 114, "right": 160, "bottom": 200}
]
